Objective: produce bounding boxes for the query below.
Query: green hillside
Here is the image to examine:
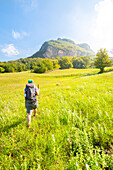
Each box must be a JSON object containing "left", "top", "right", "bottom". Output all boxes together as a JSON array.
[
  {"left": 47, "top": 39, "right": 91, "bottom": 52},
  {"left": 77, "top": 43, "right": 94, "bottom": 52}
]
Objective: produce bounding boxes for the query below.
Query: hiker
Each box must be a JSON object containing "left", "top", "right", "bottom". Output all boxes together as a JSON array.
[{"left": 24, "top": 79, "right": 39, "bottom": 127}]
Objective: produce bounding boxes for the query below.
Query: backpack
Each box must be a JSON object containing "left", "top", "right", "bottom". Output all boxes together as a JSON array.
[{"left": 26, "top": 83, "right": 36, "bottom": 102}]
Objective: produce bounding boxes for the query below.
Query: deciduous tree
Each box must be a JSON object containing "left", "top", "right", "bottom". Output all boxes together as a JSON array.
[
  {"left": 94, "top": 48, "right": 112, "bottom": 73},
  {"left": 59, "top": 57, "right": 73, "bottom": 69}
]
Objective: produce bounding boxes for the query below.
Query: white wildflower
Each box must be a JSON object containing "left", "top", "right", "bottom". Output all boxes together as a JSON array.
[
  {"left": 76, "top": 161, "right": 78, "bottom": 166},
  {"left": 86, "top": 164, "right": 89, "bottom": 170},
  {"left": 52, "top": 134, "right": 55, "bottom": 142},
  {"left": 68, "top": 110, "right": 71, "bottom": 113},
  {"left": 67, "top": 138, "right": 69, "bottom": 141},
  {"left": 96, "top": 162, "right": 98, "bottom": 167},
  {"left": 105, "top": 111, "right": 108, "bottom": 117},
  {"left": 72, "top": 112, "right": 74, "bottom": 115}
]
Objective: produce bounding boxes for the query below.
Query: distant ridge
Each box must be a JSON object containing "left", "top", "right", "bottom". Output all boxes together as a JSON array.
[{"left": 30, "top": 38, "right": 95, "bottom": 58}]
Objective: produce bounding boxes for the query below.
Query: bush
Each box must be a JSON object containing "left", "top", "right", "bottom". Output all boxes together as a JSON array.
[
  {"left": 34, "top": 64, "right": 47, "bottom": 73},
  {"left": 59, "top": 57, "right": 73, "bottom": 69},
  {"left": 0, "top": 67, "right": 5, "bottom": 73},
  {"left": 72, "top": 56, "right": 90, "bottom": 69},
  {"left": 43, "top": 59, "right": 53, "bottom": 71}
]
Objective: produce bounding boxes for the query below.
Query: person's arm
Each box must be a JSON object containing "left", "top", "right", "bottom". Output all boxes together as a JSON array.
[
  {"left": 35, "top": 86, "right": 39, "bottom": 96},
  {"left": 36, "top": 88, "right": 39, "bottom": 96}
]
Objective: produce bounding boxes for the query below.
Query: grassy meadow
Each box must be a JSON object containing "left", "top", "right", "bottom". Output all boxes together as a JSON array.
[{"left": 0, "top": 68, "right": 113, "bottom": 169}]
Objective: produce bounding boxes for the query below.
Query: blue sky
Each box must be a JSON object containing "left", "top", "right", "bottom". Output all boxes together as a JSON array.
[{"left": 0, "top": 0, "right": 113, "bottom": 61}]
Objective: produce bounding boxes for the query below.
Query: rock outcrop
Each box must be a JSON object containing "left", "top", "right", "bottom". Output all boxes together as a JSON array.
[{"left": 31, "top": 38, "right": 95, "bottom": 58}]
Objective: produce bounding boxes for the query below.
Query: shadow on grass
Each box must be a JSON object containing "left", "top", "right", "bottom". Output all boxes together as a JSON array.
[
  {"left": 0, "top": 118, "right": 25, "bottom": 135},
  {"left": 75, "top": 72, "right": 100, "bottom": 78},
  {"left": 79, "top": 70, "right": 113, "bottom": 78}
]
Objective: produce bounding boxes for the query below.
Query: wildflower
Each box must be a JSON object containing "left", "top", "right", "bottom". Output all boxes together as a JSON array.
[
  {"left": 76, "top": 161, "right": 78, "bottom": 166},
  {"left": 68, "top": 110, "right": 71, "bottom": 113},
  {"left": 86, "top": 164, "right": 89, "bottom": 170},
  {"left": 77, "top": 128, "right": 80, "bottom": 131},
  {"left": 72, "top": 112, "right": 74, "bottom": 115},
  {"left": 96, "top": 162, "right": 98, "bottom": 167},
  {"left": 67, "top": 138, "right": 69, "bottom": 141},
  {"left": 52, "top": 134, "right": 55, "bottom": 142}
]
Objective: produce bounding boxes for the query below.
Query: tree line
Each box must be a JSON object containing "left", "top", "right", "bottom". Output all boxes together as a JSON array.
[
  {"left": 0, "top": 56, "right": 92, "bottom": 73},
  {"left": 0, "top": 48, "right": 112, "bottom": 73}
]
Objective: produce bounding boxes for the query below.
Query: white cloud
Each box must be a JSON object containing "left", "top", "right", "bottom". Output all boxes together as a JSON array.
[
  {"left": 12, "top": 30, "right": 21, "bottom": 39},
  {"left": 1, "top": 44, "right": 19, "bottom": 56},
  {"left": 12, "top": 30, "right": 29, "bottom": 39},
  {"left": 22, "top": 31, "right": 29, "bottom": 37},
  {"left": 92, "top": 0, "right": 113, "bottom": 51},
  {"left": 15, "top": 0, "right": 38, "bottom": 11}
]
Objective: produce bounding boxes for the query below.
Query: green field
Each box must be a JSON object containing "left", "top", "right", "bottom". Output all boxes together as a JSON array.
[{"left": 0, "top": 68, "right": 113, "bottom": 169}]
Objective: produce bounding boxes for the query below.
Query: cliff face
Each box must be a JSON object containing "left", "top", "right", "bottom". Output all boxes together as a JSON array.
[{"left": 31, "top": 38, "right": 95, "bottom": 58}]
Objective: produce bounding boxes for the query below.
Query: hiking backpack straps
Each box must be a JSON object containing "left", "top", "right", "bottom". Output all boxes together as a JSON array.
[{"left": 26, "top": 83, "right": 36, "bottom": 101}]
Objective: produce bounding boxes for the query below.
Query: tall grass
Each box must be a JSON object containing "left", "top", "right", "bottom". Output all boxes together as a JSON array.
[{"left": 0, "top": 69, "right": 113, "bottom": 169}]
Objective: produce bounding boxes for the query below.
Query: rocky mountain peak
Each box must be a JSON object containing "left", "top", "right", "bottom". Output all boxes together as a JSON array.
[{"left": 31, "top": 38, "right": 95, "bottom": 58}]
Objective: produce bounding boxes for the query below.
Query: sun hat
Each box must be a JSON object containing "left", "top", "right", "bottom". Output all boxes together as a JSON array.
[{"left": 28, "top": 79, "right": 33, "bottom": 83}]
